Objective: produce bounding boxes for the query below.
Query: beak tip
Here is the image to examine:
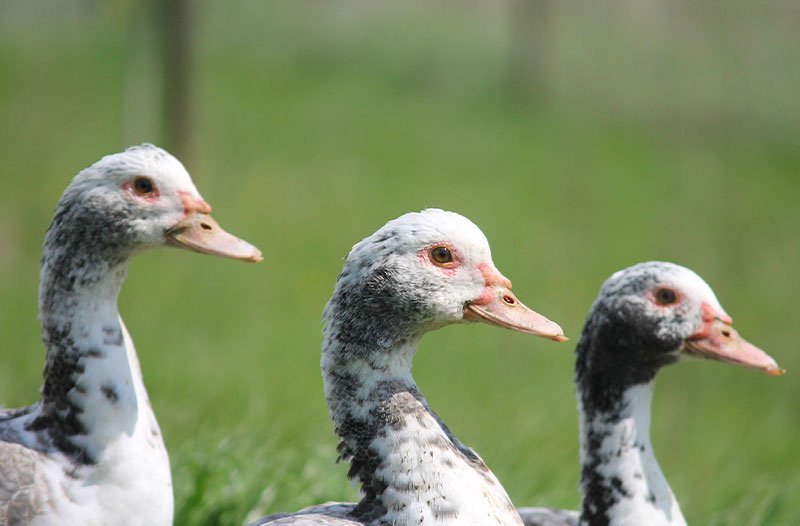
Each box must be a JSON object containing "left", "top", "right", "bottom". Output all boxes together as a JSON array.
[
  {"left": 767, "top": 366, "right": 786, "bottom": 376},
  {"left": 553, "top": 334, "right": 569, "bottom": 342}
]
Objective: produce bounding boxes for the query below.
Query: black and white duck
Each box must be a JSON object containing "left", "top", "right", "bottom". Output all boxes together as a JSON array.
[
  {"left": 0, "top": 144, "right": 262, "bottom": 525},
  {"left": 249, "top": 208, "right": 566, "bottom": 526},
  {"left": 518, "top": 261, "right": 783, "bottom": 526}
]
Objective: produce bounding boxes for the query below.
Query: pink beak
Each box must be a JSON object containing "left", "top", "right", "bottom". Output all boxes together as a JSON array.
[
  {"left": 463, "top": 264, "right": 567, "bottom": 342},
  {"left": 166, "top": 194, "right": 263, "bottom": 263},
  {"left": 683, "top": 304, "right": 784, "bottom": 376}
]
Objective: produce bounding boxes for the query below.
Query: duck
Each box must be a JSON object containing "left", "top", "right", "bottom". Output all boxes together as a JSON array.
[
  {"left": 0, "top": 144, "right": 262, "bottom": 525},
  {"left": 517, "top": 261, "right": 784, "bottom": 526},
  {"left": 248, "top": 209, "right": 566, "bottom": 526}
]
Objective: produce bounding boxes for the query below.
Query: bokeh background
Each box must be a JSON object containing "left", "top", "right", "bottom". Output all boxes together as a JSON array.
[{"left": 1, "top": 1, "right": 798, "bottom": 524}]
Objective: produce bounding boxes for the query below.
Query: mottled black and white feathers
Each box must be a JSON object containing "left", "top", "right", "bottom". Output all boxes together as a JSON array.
[
  {"left": 252, "top": 209, "right": 564, "bottom": 526},
  {"left": 0, "top": 145, "right": 260, "bottom": 526},
  {"left": 519, "top": 261, "right": 781, "bottom": 526}
]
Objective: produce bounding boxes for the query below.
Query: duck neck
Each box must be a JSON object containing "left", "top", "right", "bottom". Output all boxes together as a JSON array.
[
  {"left": 321, "top": 321, "right": 521, "bottom": 525},
  {"left": 577, "top": 378, "right": 685, "bottom": 526},
  {"left": 30, "top": 222, "right": 152, "bottom": 466}
]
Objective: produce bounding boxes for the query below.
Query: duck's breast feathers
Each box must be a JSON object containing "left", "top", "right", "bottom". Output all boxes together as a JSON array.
[{"left": 0, "top": 442, "right": 52, "bottom": 524}]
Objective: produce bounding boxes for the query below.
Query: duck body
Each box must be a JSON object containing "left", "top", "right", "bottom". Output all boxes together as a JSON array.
[
  {"left": 518, "top": 261, "right": 782, "bottom": 526},
  {"left": 0, "top": 145, "right": 261, "bottom": 525},
  {"left": 251, "top": 209, "right": 565, "bottom": 526},
  {"left": 322, "top": 343, "right": 519, "bottom": 526},
  {"left": 575, "top": 383, "right": 683, "bottom": 526},
  {"left": 1, "top": 316, "right": 172, "bottom": 526},
  {"left": 1, "top": 339, "right": 172, "bottom": 526}
]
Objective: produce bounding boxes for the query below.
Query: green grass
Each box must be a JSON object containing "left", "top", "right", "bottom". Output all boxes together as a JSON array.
[{"left": 0, "top": 2, "right": 798, "bottom": 524}]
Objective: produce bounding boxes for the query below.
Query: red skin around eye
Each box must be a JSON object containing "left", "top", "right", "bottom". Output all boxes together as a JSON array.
[
  {"left": 121, "top": 180, "right": 160, "bottom": 203},
  {"left": 121, "top": 182, "right": 213, "bottom": 220},
  {"left": 646, "top": 288, "right": 683, "bottom": 308},
  {"left": 418, "top": 243, "right": 459, "bottom": 276}
]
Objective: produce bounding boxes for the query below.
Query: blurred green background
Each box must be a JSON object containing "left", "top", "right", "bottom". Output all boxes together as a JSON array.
[{"left": 1, "top": 1, "right": 798, "bottom": 524}]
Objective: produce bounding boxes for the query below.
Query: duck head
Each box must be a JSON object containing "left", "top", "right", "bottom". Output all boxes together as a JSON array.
[
  {"left": 325, "top": 208, "right": 565, "bottom": 344},
  {"left": 579, "top": 261, "right": 783, "bottom": 382},
  {"left": 53, "top": 144, "right": 262, "bottom": 262}
]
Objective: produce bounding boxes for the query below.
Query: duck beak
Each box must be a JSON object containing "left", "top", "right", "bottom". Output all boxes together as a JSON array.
[
  {"left": 167, "top": 213, "right": 262, "bottom": 262},
  {"left": 683, "top": 304, "right": 784, "bottom": 376},
  {"left": 463, "top": 264, "right": 567, "bottom": 342},
  {"left": 166, "top": 193, "right": 262, "bottom": 262}
]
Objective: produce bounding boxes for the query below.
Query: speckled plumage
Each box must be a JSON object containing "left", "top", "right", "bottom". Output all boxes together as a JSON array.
[
  {"left": 573, "top": 262, "right": 725, "bottom": 526},
  {"left": 251, "top": 209, "right": 547, "bottom": 526},
  {"left": 0, "top": 145, "right": 260, "bottom": 525},
  {"left": 519, "top": 261, "right": 780, "bottom": 526}
]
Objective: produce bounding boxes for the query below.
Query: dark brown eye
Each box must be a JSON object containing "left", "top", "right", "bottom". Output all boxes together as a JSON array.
[
  {"left": 133, "top": 176, "right": 155, "bottom": 196},
  {"left": 430, "top": 245, "right": 453, "bottom": 266},
  {"left": 654, "top": 287, "right": 678, "bottom": 306}
]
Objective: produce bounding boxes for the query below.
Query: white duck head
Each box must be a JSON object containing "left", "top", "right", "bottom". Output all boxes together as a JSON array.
[
  {"left": 323, "top": 208, "right": 565, "bottom": 350},
  {"left": 45, "top": 143, "right": 262, "bottom": 265}
]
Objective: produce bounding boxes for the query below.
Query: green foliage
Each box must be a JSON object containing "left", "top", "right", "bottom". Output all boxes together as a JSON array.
[{"left": 0, "top": 1, "right": 798, "bottom": 525}]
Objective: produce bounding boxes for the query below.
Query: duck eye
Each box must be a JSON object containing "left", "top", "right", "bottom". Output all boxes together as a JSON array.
[
  {"left": 654, "top": 287, "right": 678, "bottom": 306},
  {"left": 132, "top": 176, "right": 155, "bottom": 196},
  {"left": 430, "top": 245, "right": 453, "bottom": 265}
]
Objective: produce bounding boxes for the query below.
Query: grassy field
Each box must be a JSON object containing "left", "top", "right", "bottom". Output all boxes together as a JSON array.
[{"left": 0, "top": 2, "right": 798, "bottom": 525}]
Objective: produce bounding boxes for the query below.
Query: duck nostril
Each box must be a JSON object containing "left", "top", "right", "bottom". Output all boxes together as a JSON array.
[
  {"left": 721, "top": 329, "right": 731, "bottom": 337},
  {"left": 503, "top": 295, "right": 515, "bottom": 305},
  {"left": 200, "top": 222, "right": 212, "bottom": 231}
]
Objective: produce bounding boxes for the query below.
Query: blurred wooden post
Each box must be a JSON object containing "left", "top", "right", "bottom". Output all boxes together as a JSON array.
[
  {"left": 155, "top": 0, "right": 193, "bottom": 161},
  {"left": 508, "top": 0, "right": 555, "bottom": 101}
]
